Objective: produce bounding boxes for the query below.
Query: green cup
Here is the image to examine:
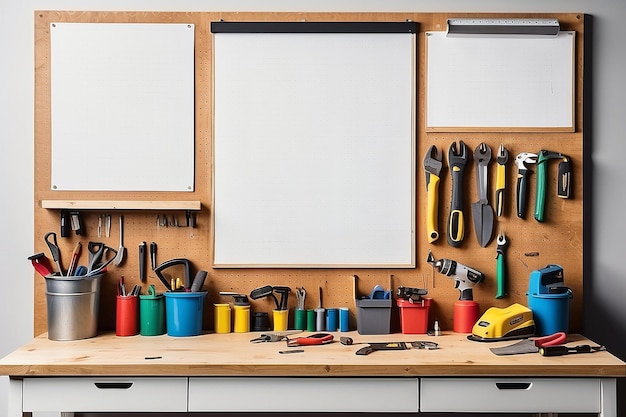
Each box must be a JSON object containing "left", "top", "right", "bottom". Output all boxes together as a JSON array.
[
  {"left": 306, "top": 309, "right": 316, "bottom": 332},
  {"left": 294, "top": 308, "right": 307, "bottom": 330},
  {"left": 139, "top": 285, "right": 165, "bottom": 336}
]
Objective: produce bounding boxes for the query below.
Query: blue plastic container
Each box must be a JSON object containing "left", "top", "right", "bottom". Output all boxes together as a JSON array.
[
  {"left": 527, "top": 291, "right": 572, "bottom": 336},
  {"left": 164, "top": 291, "right": 207, "bottom": 336}
]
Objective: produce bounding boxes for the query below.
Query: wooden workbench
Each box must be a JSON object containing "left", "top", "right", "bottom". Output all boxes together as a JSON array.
[{"left": 1, "top": 331, "right": 624, "bottom": 415}]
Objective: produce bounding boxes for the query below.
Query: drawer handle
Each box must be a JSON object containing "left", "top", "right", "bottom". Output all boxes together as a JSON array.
[
  {"left": 94, "top": 382, "right": 134, "bottom": 390},
  {"left": 495, "top": 382, "right": 532, "bottom": 390}
]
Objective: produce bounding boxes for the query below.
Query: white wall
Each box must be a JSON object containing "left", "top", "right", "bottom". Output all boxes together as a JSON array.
[{"left": 2, "top": 0, "right": 626, "bottom": 415}]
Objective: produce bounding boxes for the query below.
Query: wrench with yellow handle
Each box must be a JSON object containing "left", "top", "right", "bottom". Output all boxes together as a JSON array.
[{"left": 424, "top": 146, "right": 443, "bottom": 243}]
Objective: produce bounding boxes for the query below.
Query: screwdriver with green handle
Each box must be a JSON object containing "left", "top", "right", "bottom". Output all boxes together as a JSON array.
[
  {"left": 534, "top": 150, "right": 572, "bottom": 222},
  {"left": 495, "top": 231, "right": 507, "bottom": 299}
]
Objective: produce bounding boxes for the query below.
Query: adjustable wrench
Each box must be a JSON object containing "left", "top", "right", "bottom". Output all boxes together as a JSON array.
[
  {"left": 515, "top": 152, "right": 538, "bottom": 218},
  {"left": 447, "top": 141, "right": 469, "bottom": 247},
  {"left": 424, "top": 145, "right": 443, "bottom": 243}
]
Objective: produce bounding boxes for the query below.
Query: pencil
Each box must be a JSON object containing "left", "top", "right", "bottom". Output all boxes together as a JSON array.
[{"left": 66, "top": 242, "right": 82, "bottom": 277}]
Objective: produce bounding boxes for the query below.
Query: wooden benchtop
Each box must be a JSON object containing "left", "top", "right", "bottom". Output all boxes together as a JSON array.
[{"left": 1, "top": 331, "right": 624, "bottom": 378}]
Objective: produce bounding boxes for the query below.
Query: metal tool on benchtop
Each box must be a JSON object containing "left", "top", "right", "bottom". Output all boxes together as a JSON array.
[
  {"left": 472, "top": 143, "right": 494, "bottom": 247},
  {"left": 495, "top": 144, "right": 508, "bottom": 217},
  {"left": 534, "top": 150, "right": 572, "bottom": 222},
  {"left": 447, "top": 141, "right": 469, "bottom": 247},
  {"left": 424, "top": 145, "right": 443, "bottom": 243},
  {"left": 515, "top": 152, "right": 538, "bottom": 218}
]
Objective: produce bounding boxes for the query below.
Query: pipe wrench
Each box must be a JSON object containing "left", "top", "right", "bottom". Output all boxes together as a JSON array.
[
  {"left": 534, "top": 150, "right": 572, "bottom": 222},
  {"left": 423, "top": 145, "right": 443, "bottom": 243},
  {"left": 447, "top": 141, "right": 469, "bottom": 247}
]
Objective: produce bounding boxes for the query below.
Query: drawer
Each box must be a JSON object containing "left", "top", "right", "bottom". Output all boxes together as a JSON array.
[
  {"left": 420, "top": 377, "right": 600, "bottom": 413},
  {"left": 189, "top": 377, "right": 418, "bottom": 412},
  {"left": 23, "top": 377, "right": 187, "bottom": 413}
]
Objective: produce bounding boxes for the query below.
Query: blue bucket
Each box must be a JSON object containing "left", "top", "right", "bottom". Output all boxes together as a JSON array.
[
  {"left": 527, "top": 289, "right": 572, "bottom": 336},
  {"left": 164, "top": 291, "right": 207, "bottom": 336}
]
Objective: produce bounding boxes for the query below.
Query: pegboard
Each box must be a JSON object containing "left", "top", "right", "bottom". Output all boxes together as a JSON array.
[{"left": 32, "top": 11, "right": 586, "bottom": 336}]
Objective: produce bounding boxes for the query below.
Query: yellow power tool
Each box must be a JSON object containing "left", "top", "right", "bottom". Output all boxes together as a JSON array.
[{"left": 468, "top": 303, "right": 535, "bottom": 342}]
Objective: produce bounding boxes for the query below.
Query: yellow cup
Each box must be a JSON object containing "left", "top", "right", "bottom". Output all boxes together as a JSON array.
[
  {"left": 273, "top": 309, "right": 289, "bottom": 332},
  {"left": 214, "top": 303, "right": 231, "bottom": 334},
  {"left": 233, "top": 305, "right": 250, "bottom": 333}
]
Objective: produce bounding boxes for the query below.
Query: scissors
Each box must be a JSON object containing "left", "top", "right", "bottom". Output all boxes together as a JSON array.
[
  {"left": 87, "top": 241, "right": 117, "bottom": 276},
  {"left": 44, "top": 232, "right": 63, "bottom": 274}
]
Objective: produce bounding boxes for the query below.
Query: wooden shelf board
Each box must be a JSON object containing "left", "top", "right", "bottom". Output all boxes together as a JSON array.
[{"left": 40, "top": 200, "right": 202, "bottom": 211}]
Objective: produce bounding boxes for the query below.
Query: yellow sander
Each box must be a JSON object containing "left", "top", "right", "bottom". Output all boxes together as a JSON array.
[{"left": 467, "top": 303, "right": 535, "bottom": 342}]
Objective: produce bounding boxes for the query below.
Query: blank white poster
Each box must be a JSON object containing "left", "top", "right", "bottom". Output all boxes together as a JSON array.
[
  {"left": 50, "top": 23, "right": 195, "bottom": 191},
  {"left": 213, "top": 31, "right": 416, "bottom": 267},
  {"left": 426, "top": 31, "right": 575, "bottom": 131}
]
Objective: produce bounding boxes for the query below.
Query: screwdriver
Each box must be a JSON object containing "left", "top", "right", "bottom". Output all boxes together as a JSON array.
[{"left": 539, "top": 344, "right": 606, "bottom": 356}]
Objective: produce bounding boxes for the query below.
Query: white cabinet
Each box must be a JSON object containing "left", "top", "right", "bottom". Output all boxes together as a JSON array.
[
  {"left": 23, "top": 377, "right": 188, "bottom": 413},
  {"left": 420, "top": 377, "right": 600, "bottom": 413},
  {"left": 189, "top": 377, "right": 419, "bottom": 412}
]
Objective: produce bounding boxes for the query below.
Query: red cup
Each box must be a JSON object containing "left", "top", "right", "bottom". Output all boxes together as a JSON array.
[
  {"left": 453, "top": 300, "right": 480, "bottom": 333},
  {"left": 116, "top": 295, "right": 139, "bottom": 336}
]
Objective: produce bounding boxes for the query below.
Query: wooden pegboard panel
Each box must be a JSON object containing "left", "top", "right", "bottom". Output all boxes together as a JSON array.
[{"left": 33, "top": 11, "right": 585, "bottom": 336}]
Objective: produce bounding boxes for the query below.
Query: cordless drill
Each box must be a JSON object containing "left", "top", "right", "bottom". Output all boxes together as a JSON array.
[{"left": 427, "top": 250, "right": 485, "bottom": 333}]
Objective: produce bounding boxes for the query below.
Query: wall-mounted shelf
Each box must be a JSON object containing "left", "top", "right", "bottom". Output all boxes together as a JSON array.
[{"left": 41, "top": 200, "right": 202, "bottom": 211}]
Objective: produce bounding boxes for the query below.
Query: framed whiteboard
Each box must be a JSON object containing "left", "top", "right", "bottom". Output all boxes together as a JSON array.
[
  {"left": 426, "top": 31, "right": 575, "bottom": 131},
  {"left": 50, "top": 23, "right": 195, "bottom": 191},
  {"left": 211, "top": 22, "right": 417, "bottom": 267}
]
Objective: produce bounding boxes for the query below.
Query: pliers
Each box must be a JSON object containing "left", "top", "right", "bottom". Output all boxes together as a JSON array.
[{"left": 424, "top": 145, "right": 443, "bottom": 243}]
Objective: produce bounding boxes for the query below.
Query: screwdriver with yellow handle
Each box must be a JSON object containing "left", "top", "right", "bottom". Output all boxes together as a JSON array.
[
  {"left": 495, "top": 144, "right": 508, "bottom": 217},
  {"left": 424, "top": 145, "right": 443, "bottom": 243}
]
